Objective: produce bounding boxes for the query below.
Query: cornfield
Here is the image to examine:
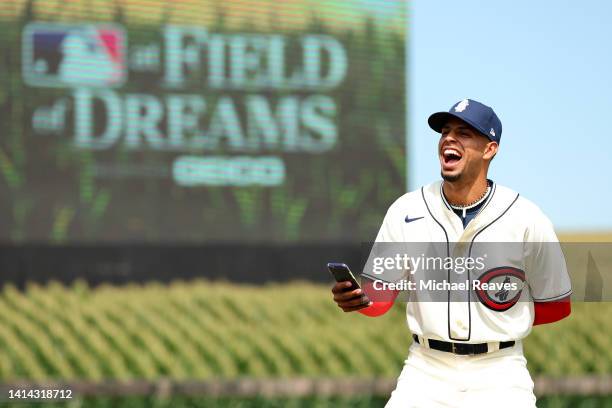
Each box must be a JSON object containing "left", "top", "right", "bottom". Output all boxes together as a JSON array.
[{"left": 0, "top": 280, "right": 609, "bottom": 381}]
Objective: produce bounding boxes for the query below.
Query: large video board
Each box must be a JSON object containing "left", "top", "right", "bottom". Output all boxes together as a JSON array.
[{"left": 0, "top": 0, "right": 406, "bottom": 242}]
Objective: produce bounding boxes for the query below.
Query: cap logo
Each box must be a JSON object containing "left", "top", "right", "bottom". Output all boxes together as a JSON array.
[
  {"left": 454, "top": 99, "right": 469, "bottom": 112},
  {"left": 490, "top": 128, "right": 496, "bottom": 137}
]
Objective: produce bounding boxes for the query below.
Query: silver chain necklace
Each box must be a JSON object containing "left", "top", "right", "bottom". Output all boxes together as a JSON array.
[{"left": 445, "top": 184, "right": 491, "bottom": 218}]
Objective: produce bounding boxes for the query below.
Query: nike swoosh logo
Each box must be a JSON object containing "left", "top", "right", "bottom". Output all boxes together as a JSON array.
[{"left": 405, "top": 216, "right": 424, "bottom": 223}]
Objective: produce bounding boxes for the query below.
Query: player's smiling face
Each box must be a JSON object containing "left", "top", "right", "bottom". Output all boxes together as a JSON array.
[{"left": 438, "top": 118, "right": 496, "bottom": 183}]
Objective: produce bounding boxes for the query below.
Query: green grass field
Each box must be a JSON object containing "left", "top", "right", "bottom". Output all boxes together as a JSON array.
[{"left": 0, "top": 280, "right": 609, "bottom": 381}]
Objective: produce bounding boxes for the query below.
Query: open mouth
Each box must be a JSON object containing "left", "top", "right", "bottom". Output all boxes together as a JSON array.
[{"left": 442, "top": 148, "right": 463, "bottom": 167}]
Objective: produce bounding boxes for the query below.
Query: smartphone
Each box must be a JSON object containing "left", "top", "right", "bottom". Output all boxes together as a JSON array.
[{"left": 327, "top": 262, "right": 361, "bottom": 290}]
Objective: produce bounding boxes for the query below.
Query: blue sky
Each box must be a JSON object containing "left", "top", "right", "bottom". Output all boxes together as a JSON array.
[{"left": 409, "top": 0, "right": 612, "bottom": 230}]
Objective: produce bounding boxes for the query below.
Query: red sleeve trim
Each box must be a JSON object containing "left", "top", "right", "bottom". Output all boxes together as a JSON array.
[
  {"left": 359, "top": 300, "right": 395, "bottom": 317},
  {"left": 358, "top": 278, "right": 400, "bottom": 317},
  {"left": 533, "top": 296, "right": 571, "bottom": 325}
]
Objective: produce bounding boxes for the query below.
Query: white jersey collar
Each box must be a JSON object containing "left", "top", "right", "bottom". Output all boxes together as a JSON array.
[{"left": 421, "top": 180, "right": 519, "bottom": 243}]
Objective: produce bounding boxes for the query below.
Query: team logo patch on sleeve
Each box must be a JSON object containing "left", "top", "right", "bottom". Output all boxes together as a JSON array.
[{"left": 475, "top": 267, "right": 526, "bottom": 311}]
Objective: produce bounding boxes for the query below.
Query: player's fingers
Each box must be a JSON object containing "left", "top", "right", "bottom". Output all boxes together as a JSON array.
[
  {"left": 331, "top": 281, "right": 353, "bottom": 294},
  {"left": 333, "top": 288, "right": 363, "bottom": 302},
  {"left": 340, "top": 300, "right": 372, "bottom": 312},
  {"left": 339, "top": 294, "right": 370, "bottom": 308}
]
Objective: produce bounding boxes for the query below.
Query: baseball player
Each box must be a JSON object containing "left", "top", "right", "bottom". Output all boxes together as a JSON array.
[{"left": 331, "top": 99, "right": 572, "bottom": 407}]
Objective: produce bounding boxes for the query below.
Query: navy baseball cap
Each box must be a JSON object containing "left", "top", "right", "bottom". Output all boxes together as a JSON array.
[{"left": 428, "top": 99, "right": 502, "bottom": 144}]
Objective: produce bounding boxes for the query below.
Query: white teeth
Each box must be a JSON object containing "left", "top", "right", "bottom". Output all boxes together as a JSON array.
[{"left": 443, "top": 149, "right": 461, "bottom": 158}]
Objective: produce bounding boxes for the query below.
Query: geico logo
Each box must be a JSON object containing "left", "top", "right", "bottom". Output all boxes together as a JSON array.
[{"left": 172, "top": 156, "right": 285, "bottom": 187}]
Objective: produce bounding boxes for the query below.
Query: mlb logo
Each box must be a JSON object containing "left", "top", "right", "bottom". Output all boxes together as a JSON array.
[{"left": 23, "top": 23, "right": 126, "bottom": 88}]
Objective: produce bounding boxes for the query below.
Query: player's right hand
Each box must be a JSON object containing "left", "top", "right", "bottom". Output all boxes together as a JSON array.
[{"left": 331, "top": 281, "right": 372, "bottom": 312}]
